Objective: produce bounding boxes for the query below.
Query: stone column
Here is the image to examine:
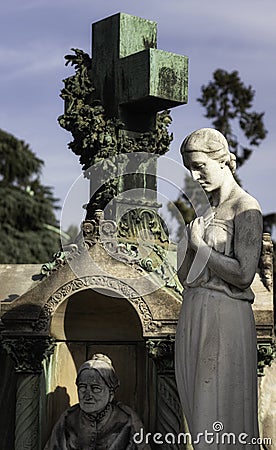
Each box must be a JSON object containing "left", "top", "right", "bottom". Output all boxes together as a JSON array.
[
  {"left": 147, "top": 338, "right": 192, "bottom": 450},
  {"left": 2, "top": 335, "right": 55, "bottom": 450}
]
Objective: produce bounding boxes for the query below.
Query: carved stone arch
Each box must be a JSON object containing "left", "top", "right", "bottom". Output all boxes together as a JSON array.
[{"left": 33, "top": 275, "right": 159, "bottom": 335}]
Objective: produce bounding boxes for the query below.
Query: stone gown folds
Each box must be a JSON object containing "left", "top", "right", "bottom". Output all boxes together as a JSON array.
[{"left": 175, "top": 218, "right": 260, "bottom": 450}]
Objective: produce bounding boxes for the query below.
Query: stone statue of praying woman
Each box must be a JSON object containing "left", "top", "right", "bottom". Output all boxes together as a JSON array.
[
  {"left": 175, "top": 128, "right": 262, "bottom": 449},
  {"left": 45, "top": 353, "right": 151, "bottom": 450}
]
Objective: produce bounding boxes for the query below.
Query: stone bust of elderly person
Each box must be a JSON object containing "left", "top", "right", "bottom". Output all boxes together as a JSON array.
[{"left": 45, "top": 354, "right": 151, "bottom": 450}]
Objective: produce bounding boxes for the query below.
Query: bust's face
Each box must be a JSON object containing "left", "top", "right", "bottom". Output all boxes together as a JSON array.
[
  {"left": 184, "top": 151, "right": 225, "bottom": 192},
  {"left": 77, "top": 369, "right": 112, "bottom": 414}
]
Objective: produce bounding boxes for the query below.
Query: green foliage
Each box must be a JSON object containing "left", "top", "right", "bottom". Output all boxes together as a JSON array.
[
  {"left": 197, "top": 69, "right": 267, "bottom": 168},
  {"left": 58, "top": 48, "right": 173, "bottom": 171},
  {"left": 59, "top": 48, "right": 173, "bottom": 217},
  {"left": 0, "top": 129, "right": 60, "bottom": 263}
]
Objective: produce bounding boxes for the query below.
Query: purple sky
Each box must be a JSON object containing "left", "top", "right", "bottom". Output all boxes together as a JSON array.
[{"left": 1, "top": 0, "right": 275, "bottom": 234}]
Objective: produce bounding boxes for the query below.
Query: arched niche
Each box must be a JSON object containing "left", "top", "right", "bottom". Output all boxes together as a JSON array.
[
  {"left": 43, "top": 288, "right": 151, "bottom": 445},
  {"left": 51, "top": 288, "right": 143, "bottom": 341}
]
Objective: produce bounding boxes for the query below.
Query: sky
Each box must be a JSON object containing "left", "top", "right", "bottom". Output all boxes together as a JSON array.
[{"left": 1, "top": 0, "right": 275, "bottom": 234}]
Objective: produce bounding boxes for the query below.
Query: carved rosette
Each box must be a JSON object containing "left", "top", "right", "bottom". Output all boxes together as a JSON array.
[
  {"left": 33, "top": 276, "right": 160, "bottom": 335},
  {"left": 1, "top": 336, "right": 55, "bottom": 374},
  {"left": 81, "top": 211, "right": 119, "bottom": 251},
  {"left": 40, "top": 211, "right": 120, "bottom": 277}
]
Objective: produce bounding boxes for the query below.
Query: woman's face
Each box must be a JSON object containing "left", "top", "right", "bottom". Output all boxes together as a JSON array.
[
  {"left": 77, "top": 368, "right": 113, "bottom": 414},
  {"left": 183, "top": 151, "right": 225, "bottom": 192}
]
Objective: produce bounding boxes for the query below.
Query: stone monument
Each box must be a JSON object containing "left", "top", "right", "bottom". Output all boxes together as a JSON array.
[
  {"left": 0, "top": 13, "right": 189, "bottom": 450},
  {"left": 176, "top": 128, "right": 264, "bottom": 449},
  {"left": 0, "top": 12, "right": 274, "bottom": 450}
]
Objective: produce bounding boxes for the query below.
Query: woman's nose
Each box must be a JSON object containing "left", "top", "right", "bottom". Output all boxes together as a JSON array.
[{"left": 84, "top": 386, "right": 94, "bottom": 398}]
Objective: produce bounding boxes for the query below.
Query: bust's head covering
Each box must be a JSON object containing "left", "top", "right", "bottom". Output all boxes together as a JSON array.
[
  {"left": 76, "top": 354, "right": 120, "bottom": 391},
  {"left": 180, "top": 127, "right": 236, "bottom": 173}
]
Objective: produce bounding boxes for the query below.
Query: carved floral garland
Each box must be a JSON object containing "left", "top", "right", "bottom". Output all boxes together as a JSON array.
[{"left": 33, "top": 276, "right": 160, "bottom": 334}]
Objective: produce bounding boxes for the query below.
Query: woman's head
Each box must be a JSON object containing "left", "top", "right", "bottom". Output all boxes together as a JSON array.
[
  {"left": 76, "top": 354, "right": 120, "bottom": 414},
  {"left": 76, "top": 353, "right": 119, "bottom": 391},
  {"left": 180, "top": 128, "right": 236, "bottom": 174}
]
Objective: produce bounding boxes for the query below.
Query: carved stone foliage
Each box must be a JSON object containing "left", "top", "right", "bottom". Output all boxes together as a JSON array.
[
  {"left": 1, "top": 336, "right": 55, "bottom": 374},
  {"left": 259, "top": 232, "right": 274, "bottom": 291},
  {"left": 33, "top": 276, "right": 160, "bottom": 335},
  {"left": 58, "top": 48, "right": 173, "bottom": 171},
  {"left": 147, "top": 338, "right": 175, "bottom": 372},
  {"left": 40, "top": 210, "right": 111, "bottom": 277},
  {"left": 40, "top": 244, "right": 79, "bottom": 277},
  {"left": 118, "top": 208, "right": 168, "bottom": 243},
  {"left": 40, "top": 209, "right": 182, "bottom": 296},
  {"left": 257, "top": 342, "right": 276, "bottom": 376}
]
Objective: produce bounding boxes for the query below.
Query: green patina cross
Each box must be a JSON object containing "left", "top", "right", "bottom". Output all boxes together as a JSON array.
[{"left": 91, "top": 13, "right": 188, "bottom": 132}]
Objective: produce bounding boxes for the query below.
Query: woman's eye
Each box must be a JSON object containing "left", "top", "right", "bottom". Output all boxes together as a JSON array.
[{"left": 92, "top": 387, "right": 103, "bottom": 393}]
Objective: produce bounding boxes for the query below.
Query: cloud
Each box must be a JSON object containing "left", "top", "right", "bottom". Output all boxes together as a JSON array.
[{"left": 0, "top": 41, "right": 67, "bottom": 81}]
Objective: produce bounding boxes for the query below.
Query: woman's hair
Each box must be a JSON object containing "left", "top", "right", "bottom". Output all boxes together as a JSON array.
[
  {"left": 180, "top": 128, "right": 236, "bottom": 174},
  {"left": 76, "top": 353, "right": 120, "bottom": 391}
]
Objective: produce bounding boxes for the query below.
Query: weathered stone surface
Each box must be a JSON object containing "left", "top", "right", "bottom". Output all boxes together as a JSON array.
[
  {"left": 176, "top": 127, "right": 269, "bottom": 448},
  {"left": 0, "top": 264, "right": 41, "bottom": 303},
  {"left": 91, "top": 13, "right": 188, "bottom": 129},
  {"left": 0, "top": 250, "right": 273, "bottom": 343}
]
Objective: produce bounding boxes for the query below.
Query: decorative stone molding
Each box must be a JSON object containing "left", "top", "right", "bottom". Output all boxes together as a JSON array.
[
  {"left": 40, "top": 244, "right": 79, "bottom": 277},
  {"left": 118, "top": 208, "right": 169, "bottom": 243},
  {"left": 15, "top": 374, "right": 40, "bottom": 450},
  {"left": 33, "top": 276, "right": 160, "bottom": 335},
  {"left": 147, "top": 338, "right": 187, "bottom": 449},
  {"left": 1, "top": 336, "right": 55, "bottom": 374},
  {"left": 157, "top": 375, "right": 186, "bottom": 450},
  {"left": 147, "top": 338, "right": 175, "bottom": 372},
  {"left": 39, "top": 209, "right": 182, "bottom": 296},
  {"left": 259, "top": 232, "right": 274, "bottom": 292},
  {"left": 257, "top": 342, "right": 276, "bottom": 376},
  {"left": 40, "top": 210, "right": 119, "bottom": 277}
]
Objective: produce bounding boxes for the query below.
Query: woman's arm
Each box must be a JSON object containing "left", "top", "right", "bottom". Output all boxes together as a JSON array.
[
  {"left": 188, "top": 205, "right": 263, "bottom": 290},
  {"left": 177, "top": 244, "right": 195, "bottom": 286}
]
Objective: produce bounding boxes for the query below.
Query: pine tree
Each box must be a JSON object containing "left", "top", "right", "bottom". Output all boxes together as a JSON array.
[
  {"left": 197, "top": 68, "right": 267, "bottom": 168},
  {"left": 0, "top": 129, "right": 61, "bottom": 263}
]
